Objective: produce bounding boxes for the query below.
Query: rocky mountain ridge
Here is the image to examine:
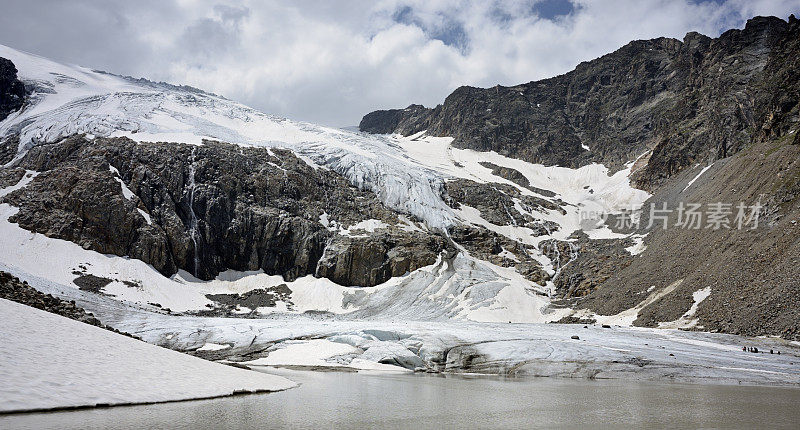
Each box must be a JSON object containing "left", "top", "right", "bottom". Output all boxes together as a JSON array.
[
  {"left": 360, "top": 15, "right": 800, "bottom": 190},
  {"left": 359, "top": 14, "right": 800, "bottom": 338}
]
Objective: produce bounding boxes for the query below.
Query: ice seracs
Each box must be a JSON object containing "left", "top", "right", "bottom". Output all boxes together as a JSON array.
[
  {"left": 0, "top": 44, "right": 455, "bottom": 231},
  {"left": 0, "top": 43, "right": 649, "bottom": 238}
]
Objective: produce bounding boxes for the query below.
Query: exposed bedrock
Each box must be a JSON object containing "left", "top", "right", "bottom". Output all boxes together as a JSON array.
[
  {"left": 550, "top": 232, "right": 635, "bottom": 300},
  {"left": 1, "top": 136, "right": 447, "bottom": 286},
  {"left": 0, "top": 57, "right": 26, "bottom": 122},
  {"left": 0, "top": 57, "right": 26, "bottom": 165},
  {"left": 441, "top": 177, "right": 566, "bottom": 284},
  {"left": 444, "top": 178, "right": 565, "bottom": 226},
  {"left": 316, "top": 231, "right": 447, "bottom": 287},
  {"left": 448, "top": 224, "right": 549, "bottom": 284},
  {"left": 358, "top": 104, "right": 431, "bottom": 135}
]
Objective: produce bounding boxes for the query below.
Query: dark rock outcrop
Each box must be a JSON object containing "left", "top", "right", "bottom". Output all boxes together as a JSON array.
[
  {"left": 316, "top": 230, "right": 447, "bottom": 287},
  {"left": 441, "top": 177, "right": 567, "bottom": 284},
  {"left": 72, "top": 274, "right": 113, "bottom": 293},
  {"left": 0, "top": 164, "right": 25, "bottom": 188},
  {"left": 1, "top": 136, "right": 447, "bottom": 287},
  {"left": 448, "top": 224, "right": 549, "bottom": 284},
  {"left": 0, "top": 57, "right": 26, "bottom": 122},
  {"left": 478, "top": 162, "right": 557, "bottom": 197},
  {"left": 444, "top": 178, "right": 564, "bottom": 226},
  {"left": 360, "top": 16, "right": 800, "bottom": 190},
  {"left": 205, "top": 285, "right": 294, "bottom": 312},
  {"left": 358, "top": 104, "right": 431, "bottom": 135},
  {"left": 550, "top": 232, "right": 635, "bottom": 299}
]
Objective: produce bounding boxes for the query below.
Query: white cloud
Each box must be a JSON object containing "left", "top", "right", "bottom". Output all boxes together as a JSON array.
[{"left": 0, "top": 0, "right": 798, "bottom": 126}]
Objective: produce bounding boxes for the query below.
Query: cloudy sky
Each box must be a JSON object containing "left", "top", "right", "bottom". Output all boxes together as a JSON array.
[{"left": 1, "top": 0, "right": 798, "bottom": 126}]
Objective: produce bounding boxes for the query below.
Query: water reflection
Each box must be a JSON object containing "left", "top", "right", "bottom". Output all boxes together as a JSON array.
[{"left": 3, "top": 369, "right": 799, "bottom": 429}]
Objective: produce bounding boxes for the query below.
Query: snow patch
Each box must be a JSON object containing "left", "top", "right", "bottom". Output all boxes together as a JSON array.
[
  {"left": 0, "top": 170, "right": 38, "bottom": 198},
  {"left": 196, "top": 342, "right": 231, "bottom": 351},
  {"left": 339, "top": 219, "right": 390, "bottom": 236},
  {"left": 108, "top": 165, "right": 134, "bottom": 200},
  {"left": 498, "top": 247, "right": 520, "bottom": 262},
  {"left": 108, "top": 165, "right": 152, "bottom": 224},
  {"left": 398, "top": 215, "right": 425, "bottom": 233},
  {"left": 576, "top": 279, "right": 684, "bottom": 326},
  {"left": 0, "top": 298, "right": 295, "bottom": 413},
  {"left": 625, "top": 234, "right": 648, "bottom": 256},
  {"left": 242, "top": 339, "right": 358, "bottom": 368},
  {"left": 137, "top": 208, "right": 153, "bottom": 225},
  {"left": 658, "top": 287, "right": 711, "bottom": 329},
  {"left": 318, "top": 212, "right": 336, "bottom": 231},
  {"left": 683, "top": 164, "right": 713, "bottom": 192}
]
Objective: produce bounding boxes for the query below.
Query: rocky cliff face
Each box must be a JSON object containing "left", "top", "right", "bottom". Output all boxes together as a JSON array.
[
  {"left": 1, "top": 136, "right": 448, "bottom": 286},
  {"left": 0, "top": 57, "right": 25, "bottom": 122},
  {"left": 359, "top": 104, "right": 431, "bottom": 135},
  {"left": 360, "top": 16, "right": 800, "bottom": 190},
  {"left": 0, "top": 57, "right": 26, "bottom": 165}
]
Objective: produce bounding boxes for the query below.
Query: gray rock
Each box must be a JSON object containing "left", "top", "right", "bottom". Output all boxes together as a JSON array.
[
  {"left": 2, "top": 136, "right": 448, "bottom": 287},
  {"left": 360, "top": 16, "right": 799, "bottom": 190},
  {"left": 0, "top": 57, "right": 26, "bottom": 122}
]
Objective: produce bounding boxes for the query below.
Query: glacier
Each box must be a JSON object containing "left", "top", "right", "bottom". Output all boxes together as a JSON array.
[
  {"left": 0, "top": 44, "right": 457, "bottom": 230},
  {"left": 0, "top": 43, "right": 648, "bottom": 237},
  {"left": 9, "top": 44, "right": 783, "bottom": 389},
  {"left": 6, "top": 269, "right": 799, "bottom": 387},
  {"left": 0, "top": 43, "right": 653, "bottom": 322}
]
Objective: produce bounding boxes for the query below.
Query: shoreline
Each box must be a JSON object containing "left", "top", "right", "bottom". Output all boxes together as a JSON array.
[{"left": 0, "top": 386, "right": 290, "bottom": 416}]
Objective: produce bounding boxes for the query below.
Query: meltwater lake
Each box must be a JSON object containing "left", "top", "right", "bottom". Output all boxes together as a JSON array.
[{"left": 3, "top": 369, "right": 800, "bottom": 429}]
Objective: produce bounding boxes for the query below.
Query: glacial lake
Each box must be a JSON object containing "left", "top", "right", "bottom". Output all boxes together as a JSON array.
[{"left": 3, "top": 369, "right": 800, "bottom": 429}]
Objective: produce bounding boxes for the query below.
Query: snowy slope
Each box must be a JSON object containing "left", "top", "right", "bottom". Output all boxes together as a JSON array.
[
  {"left": 0, "top": 203, "right": 566, "bottom": 322},
  {"left": 0, "top": 44, "right": 455, "bottom": 230},
  {"left": 394, "top": 133, "right": 650, "bottom": 242},
  {"left": 0, "top": 44, "right": 649, "bottom": 323},
  {"left": 9, "top": 269, "right": 797, "bottom": 386},
  {"left": 0, "top": 43, "right": 648, "bottom": 235},
  {"left": 0, "top": 298, "right": 296, "bottom": 413}
]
